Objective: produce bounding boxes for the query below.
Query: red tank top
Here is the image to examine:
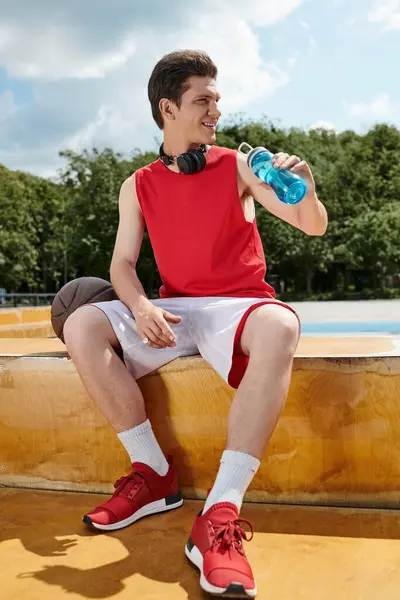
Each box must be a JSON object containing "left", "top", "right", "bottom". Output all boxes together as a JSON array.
[{"left": 134, "top": 145, "right": 275, "bottom": 299}]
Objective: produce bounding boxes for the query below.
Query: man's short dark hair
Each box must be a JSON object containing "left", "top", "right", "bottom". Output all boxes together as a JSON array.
[{"left": 148, "top": 49, "right": 218, "bottom": 130}]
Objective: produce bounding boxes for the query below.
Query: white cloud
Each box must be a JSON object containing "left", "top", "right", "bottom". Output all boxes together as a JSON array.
[
  {"left": 0, "top": 0, "right": 303, "bottom": 176},
  {"left": 242, "top": 0, "right": 302, "bottom": 27},
  {"left": 0, "top": 0, "right": 302, "bottom": 83},
  {"left": 0, "top": 23, "right": 138, "bottom": 80},
  {"left": 347, "top": 93, "right": 394, "bottom": 119},
  {"left": 170, "top": 14, "right": 292, "bottom": 114},
  {"left": 368, "top": 0, "right": 400, "bottom": 31},
  {"left": 309, "top": 120, "right": 337, "bottom": 131}
]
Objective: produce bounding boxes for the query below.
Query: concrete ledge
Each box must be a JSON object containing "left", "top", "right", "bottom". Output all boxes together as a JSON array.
[
  {"left": 0, "top": 307, "right": 54, "bottom": 337},
  {"left": 0, "top": 322, "right": 55, "bottom": 338},
  {"left": 1, "top": 336, "right": 400, "bottom": 508},
  {"left": 0, "top": 306, "right": 51, "bottom": 325}
]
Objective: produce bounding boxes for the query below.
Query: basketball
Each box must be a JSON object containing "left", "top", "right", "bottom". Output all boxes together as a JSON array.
[{"left": 51, "top": 276, "right": 119, "bottom": 343}]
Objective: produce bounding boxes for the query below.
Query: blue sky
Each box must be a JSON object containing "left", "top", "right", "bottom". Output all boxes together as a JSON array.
[
  {"left": 253, "top": 0, "right": 400, "bottom": 132},
  {"left": 0, "top": 0, "right": 399, "bottom": 177}
]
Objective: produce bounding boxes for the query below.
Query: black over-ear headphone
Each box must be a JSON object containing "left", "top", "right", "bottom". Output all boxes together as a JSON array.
[{"left": 159, "top": 143, "right": 207, "bottom": 175}]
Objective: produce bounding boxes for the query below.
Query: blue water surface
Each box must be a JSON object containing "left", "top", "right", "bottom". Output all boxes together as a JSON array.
[{"left": 301, "top": 321, "right": 400, "bottom": 335}]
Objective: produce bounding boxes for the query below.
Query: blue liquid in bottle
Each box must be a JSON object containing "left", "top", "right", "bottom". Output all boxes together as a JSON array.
[{"left": 238, "top": 142, "right": 307, "bottom": 205}]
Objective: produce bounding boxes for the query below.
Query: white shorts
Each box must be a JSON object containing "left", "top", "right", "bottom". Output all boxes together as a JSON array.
[{"left": 85, "top": 296, "right": 299, "bottom": 389}]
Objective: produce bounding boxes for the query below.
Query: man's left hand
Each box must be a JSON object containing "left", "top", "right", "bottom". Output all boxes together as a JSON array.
[{"left": 272, "top": 152, "right": 316, "bottom": 194}]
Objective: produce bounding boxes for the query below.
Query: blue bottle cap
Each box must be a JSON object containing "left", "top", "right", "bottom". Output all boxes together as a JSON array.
[{"left": 238, "top": 142, "right": 271, "bottom": 165}]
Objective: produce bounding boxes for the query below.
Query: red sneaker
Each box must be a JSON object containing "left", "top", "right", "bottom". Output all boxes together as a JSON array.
[
  {"left": 83, "top": 460, "right": 183, "bottom": 531},
  {"left": 185, "top": 502, "right": 257, "bottom": 598}
]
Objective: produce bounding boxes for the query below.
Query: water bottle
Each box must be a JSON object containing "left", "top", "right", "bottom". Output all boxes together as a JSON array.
[{"left": 238, "top": 142, "right": 307, "bottom": 205}]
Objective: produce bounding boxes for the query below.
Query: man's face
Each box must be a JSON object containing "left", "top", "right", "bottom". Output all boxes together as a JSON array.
[{"left": 172, "top": 76, "right": 222, "bottom": 145}]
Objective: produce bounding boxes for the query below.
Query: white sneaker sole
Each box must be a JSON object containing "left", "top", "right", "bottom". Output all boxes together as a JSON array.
[
  {"left": 83, "top": 492, "right": 183, "bottom": 531},
  {"left": 185, "top": 539, "right": 257, "bottom": 598}
]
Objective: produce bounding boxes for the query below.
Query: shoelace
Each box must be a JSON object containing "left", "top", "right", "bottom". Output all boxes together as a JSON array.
[
  {"left": 112, "top": 471, "right": 144, "bottom": 499},
  {"left": 211, "top": 518, "right": 254, "bottom": 556}
]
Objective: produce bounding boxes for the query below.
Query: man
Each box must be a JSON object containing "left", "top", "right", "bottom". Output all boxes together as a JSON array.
[{"left": 64, "top": 49, "right": 327, "bottom": 598}]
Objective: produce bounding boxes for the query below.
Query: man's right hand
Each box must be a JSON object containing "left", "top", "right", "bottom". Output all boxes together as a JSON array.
[{"left": 132, "top": 298, "right": 182, "bottom": 349}]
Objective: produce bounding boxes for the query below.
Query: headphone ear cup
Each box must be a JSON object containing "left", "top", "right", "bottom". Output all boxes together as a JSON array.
[
  {"left": 188, "top": 151, "right": 202, "bottom": 174},
  {"left": 176, "top": 152, "right": 193, "bottom": 175},
  {"left": 193, "top": 149, "right": 207, "bottom": 171},
  {"left": 177, "top": 149, "right": 207, "bottom": 174}
]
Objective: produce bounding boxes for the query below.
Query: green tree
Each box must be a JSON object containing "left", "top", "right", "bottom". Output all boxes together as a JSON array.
[
  {"left": 0, "top": 165, "right": 40, "bottom": 290},
  {"left": 1, "top": 118, "right": 399, "bottom": 300}
]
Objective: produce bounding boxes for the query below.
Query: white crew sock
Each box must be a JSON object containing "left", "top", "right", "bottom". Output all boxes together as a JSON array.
[
  {"left": 117, "top": 419, "right": 169, "bottom": 476},
  {"left": 203, "top": 450, "right": 260, "bottom": 513}
]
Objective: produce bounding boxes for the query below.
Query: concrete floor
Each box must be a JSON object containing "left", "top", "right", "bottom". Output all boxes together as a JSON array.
[
  {"left": 2, "top": 488, "right": 400, "bottom": 599},
  {"left": 290, "top": 299, "right": 400, "bottom": 323}
]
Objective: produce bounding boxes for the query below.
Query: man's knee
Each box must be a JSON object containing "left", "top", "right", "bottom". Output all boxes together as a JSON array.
[
  {"left": 64, "top": 305, "right": 119, "bottom": 352},
  {"left": 241, "top": 304, "right": 300, "bottom": 356}
]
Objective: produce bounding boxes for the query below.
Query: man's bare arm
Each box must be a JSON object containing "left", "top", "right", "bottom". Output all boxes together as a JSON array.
[
  {"left": 109, "top": 174, "right": 149, "bottom": 314},
  {"left": 237, "top": 151, "right": 327, "bottom": 236}
]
